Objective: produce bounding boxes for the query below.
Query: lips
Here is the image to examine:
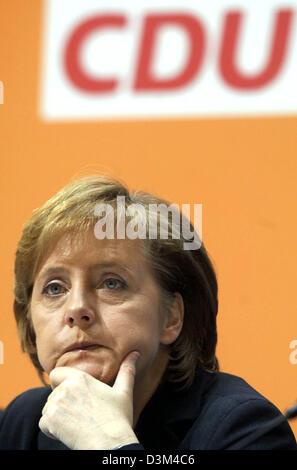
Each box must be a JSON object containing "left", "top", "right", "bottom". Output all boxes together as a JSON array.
[{"left": 63, "top": 341, "right": 101, "bottom": 354}]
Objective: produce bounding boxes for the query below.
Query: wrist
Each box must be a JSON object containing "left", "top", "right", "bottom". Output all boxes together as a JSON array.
[{"left": 87, "top": 429, "right": 139, "bottom": 450}]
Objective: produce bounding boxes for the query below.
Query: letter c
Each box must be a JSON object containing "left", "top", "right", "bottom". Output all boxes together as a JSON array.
[
  {"left": 289, "top": 340, "right": 297, "bottom": 365},
  {"left": 64, "top": 15, "right": 127, "bottom": 93}
]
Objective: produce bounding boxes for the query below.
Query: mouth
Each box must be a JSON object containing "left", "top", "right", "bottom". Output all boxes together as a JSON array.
[{"left": 63, "top": 342, "right": 101, "bottom": 354}]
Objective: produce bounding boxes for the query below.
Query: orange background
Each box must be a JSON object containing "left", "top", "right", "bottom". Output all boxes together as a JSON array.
[{"left": 0, "top": 0, "right": 296, "bottom": 440}]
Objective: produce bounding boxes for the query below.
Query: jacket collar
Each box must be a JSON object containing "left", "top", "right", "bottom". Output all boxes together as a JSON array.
[{"left": 134, "top": 368, "right": 217, "bottom": 449}]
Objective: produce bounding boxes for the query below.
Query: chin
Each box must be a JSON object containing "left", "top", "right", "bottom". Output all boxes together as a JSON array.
[{"left": 68, "top": 360, "right": 117, "bottom": 385}]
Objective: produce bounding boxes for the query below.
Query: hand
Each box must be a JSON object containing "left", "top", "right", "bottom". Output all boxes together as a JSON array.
[{"left": 39, "top": 351, "right": 140, "bottom": 450}]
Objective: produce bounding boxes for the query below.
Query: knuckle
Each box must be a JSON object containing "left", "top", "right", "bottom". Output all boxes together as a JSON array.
[
  {"left": 38, "top": 414, "right": 45, "bottom": 429},
  {"left": 39, "top": 415, "right": 57, "bottom": 440},
  {"left": 39, "top": 414, "right": 49, "bottom": 433},
  {"left": 47, "top": 403, "right": 58, "bottom": 419}
]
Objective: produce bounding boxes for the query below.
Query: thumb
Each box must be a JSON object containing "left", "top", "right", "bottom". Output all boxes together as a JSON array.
[{"left": 113, "top": 351, "right": 140, "bottom": 395}]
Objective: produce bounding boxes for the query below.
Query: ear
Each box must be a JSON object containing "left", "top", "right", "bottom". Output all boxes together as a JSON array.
[{"left": 160, "top": 292, "right": 184, "bottom": 345}]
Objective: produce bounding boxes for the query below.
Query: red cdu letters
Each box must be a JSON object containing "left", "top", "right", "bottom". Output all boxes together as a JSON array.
[
  {"left": 219, "top": 9, "right": 294, "bottom": 90},
  {"left": 134, "top": 14, "right": 205, "bottom": 91},
  {"left": 64, "top": 15, "right": 127, "bottom": 93},
  {"left": 63, "top": 9, "right": 295, "bottom": 94}
]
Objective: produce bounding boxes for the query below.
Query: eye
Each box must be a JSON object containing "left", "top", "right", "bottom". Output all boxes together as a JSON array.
[
  {"left": 42, "top": 281, "right": 66, "bottom": 296},
  {"left": 103, "top": 278, "right": 126, "bottom": 291}
]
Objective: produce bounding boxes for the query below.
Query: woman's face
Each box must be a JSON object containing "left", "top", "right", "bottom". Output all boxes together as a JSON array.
[{"left": 30, "top": 229, "right": 182, "bottom": 392}]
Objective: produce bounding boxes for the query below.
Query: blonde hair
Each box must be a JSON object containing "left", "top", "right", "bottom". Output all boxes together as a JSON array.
[{"left": 14, "top": 175, "right": 219, "bottom": 388}]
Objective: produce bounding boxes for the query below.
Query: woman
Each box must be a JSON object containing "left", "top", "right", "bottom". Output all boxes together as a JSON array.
[{"left": 0, "top": 175, "right": 296, "bottom": 450}]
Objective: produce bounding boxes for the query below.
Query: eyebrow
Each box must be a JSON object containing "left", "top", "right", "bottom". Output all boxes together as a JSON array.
[
  {"left": 37, "top": 262, "right": 135, "bottom": 280},
  {"left": 91, "top": 262, "right": 135, "bottom": 277}
]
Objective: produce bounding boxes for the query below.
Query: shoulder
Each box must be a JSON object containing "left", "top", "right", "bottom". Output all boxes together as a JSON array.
[
  {"left": 203, "top": 370, "right": 271, "bottom": 403},
  {"left": 0, "top": 387, "right": 51, "bottom": 449},
  {"left": 196, "top": 370, "right": 288, "bottom": 410},
  {"left": 184, "top": 371, "right": 297, "bottom": 450},
  {"left": 188, "top": 369, "right": 276, "bottom": 414},
  {"left": 1, "top": 387, "right": 51, "bottom": 418}
]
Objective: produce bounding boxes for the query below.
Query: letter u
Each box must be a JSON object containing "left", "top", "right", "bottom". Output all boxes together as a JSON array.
[{"left": 219, "top": 9, "right": 294, "bottom": 90}]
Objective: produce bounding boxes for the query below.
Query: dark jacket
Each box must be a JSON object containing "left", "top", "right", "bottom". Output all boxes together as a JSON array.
[{"left": 0, "top": 369, "right": 296, "bottom": 450}]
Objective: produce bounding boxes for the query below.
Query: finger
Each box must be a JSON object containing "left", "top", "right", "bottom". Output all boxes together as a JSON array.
[
  {"left": 39, "top": 415, "right": 58, "bottom": 441},
  {"left": 113, "top": 351, "right": 140, "bottom": 395},
  {"left": 49, "top": 366, "right": 81, "bottom": 390}
]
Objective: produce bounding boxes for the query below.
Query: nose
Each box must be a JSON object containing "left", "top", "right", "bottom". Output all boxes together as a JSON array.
[
  {"left": 66, "top": 309, "right": 93, "bottom": 328},
  {"left": 64, "top": 285, "right": 96, "bottom": 329}
]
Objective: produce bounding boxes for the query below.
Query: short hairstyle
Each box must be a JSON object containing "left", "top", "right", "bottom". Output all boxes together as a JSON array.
[{"left": 13, "top": 175, "right": 219, "bottom": 389}]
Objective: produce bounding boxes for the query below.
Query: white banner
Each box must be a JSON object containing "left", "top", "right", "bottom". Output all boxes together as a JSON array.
[{"left": 40, "top": 0, "right": 297, "bottom": 120}]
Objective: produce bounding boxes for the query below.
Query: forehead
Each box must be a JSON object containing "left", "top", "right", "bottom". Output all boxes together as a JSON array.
[{"left": 35, "top": 229, "right": 149, "bottom": 277}]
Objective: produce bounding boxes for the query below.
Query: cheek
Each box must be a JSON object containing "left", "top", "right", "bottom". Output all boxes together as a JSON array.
[
  {"left": 31, "top": 311, "right": 57, "bottom": 373},
  {"left": 114, "top": 313, "right": 163, "bottom": 364},
  {"left": 35, "top": 331, "right": 53, "bottom": 374}
]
